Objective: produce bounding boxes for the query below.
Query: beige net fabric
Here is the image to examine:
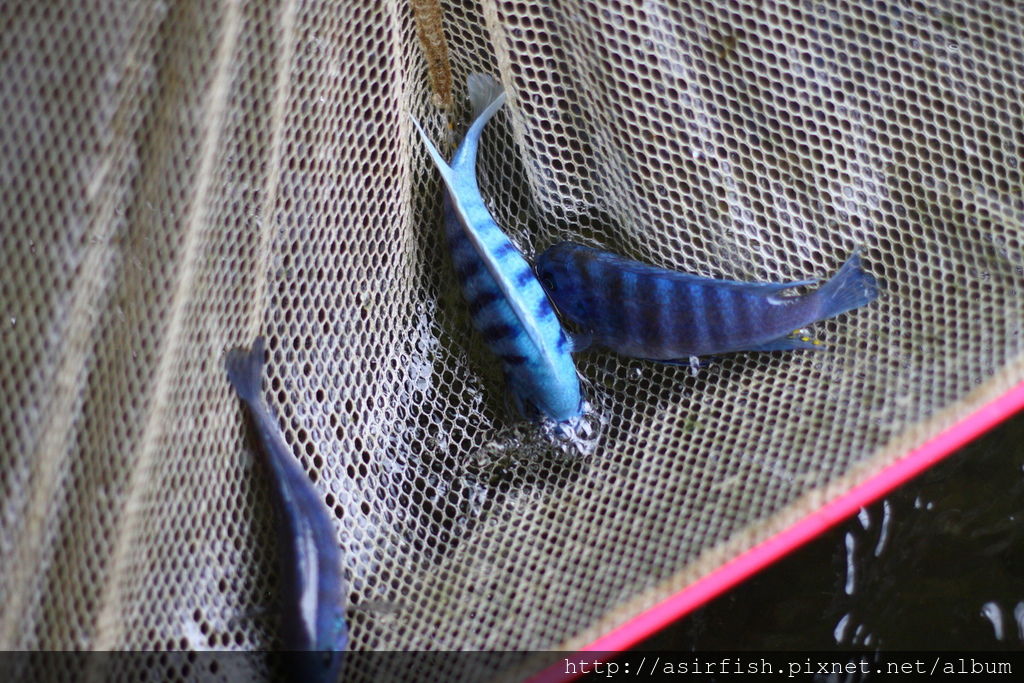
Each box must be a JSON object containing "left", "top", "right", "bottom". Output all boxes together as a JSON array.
[{"left": 3, "top": 0, "right": 1023, "bottom": 678}]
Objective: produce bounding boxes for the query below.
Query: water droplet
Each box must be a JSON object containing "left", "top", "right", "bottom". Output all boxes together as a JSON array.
[
  {"left": 981, "top": 601, "right": 1005, "bottom": 641},
  {"left": 844, "top": 531, "right": 857, "bottom": 595},
  {"left": 874, "top": 499, "right": 892, "bottom": 557},
  {"left": 857, "top": 507, "right": 871, "bottom": 530},
  {"left": 833, "top": 613, "right": 851, "bottom": 644},
  {"left": 1014, "top": 602, "right": 1024, "bottom": 642}
]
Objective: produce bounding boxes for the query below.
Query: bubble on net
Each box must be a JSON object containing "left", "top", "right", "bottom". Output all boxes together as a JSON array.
[{"left": 540, "top": 400, "right": 606, "bottom": 456}]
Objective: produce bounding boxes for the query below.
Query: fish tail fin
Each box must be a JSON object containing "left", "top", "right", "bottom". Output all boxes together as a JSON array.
[
  {"left": 453, "top": 74, "right": 507, "bottom": 169},
  {"left": 225, "top": 337, "right": 267, "bottom": 403},
  {"left": 467, "top": 73, "right": 506, "bottom": 121},
  {"left": 815, "top": 252, "right": 879, "bottom": 319},
  {"left": 410, "top": 115, "right": 455, "bottom": 184}
]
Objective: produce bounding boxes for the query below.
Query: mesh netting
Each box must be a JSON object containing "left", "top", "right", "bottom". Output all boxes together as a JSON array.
[{"left": 2, "top": 0, "right": 1023, "bottom": 679}]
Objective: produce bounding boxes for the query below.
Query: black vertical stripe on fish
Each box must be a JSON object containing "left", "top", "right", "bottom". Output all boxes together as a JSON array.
[
  {"left": 455, "top": 258, "right": 482, "bottom": 283},
  {"left": 494, "top": 242, "right": 517, "bottom": 259},
  {"left": 514, "top": 267, "right": 534, "bottom": 288},
  {"left": 583, "top": 251, "right": 605, "bottom": 311},
  {"left": 640, "top": 276, "right": 668, "bottom": 351},
  {"left": 572, "top": 246, "right": 595, "bottom": 304},
  {"left": 467, "top": 289, "right": 500, "bottom": 317},
  {"left": 687, "top": 282, "right": 710, "bottom": 352},
  {"left": 719, "top": 288, "right": 747, "bottom": 349},
  {"left": 733, "top": 289, "right": 763, "bottom": 348},
  {"left": 603, "top": 263, "right": 629, "bottom": 342},
  {"left": 446, "top": 228, "right": 469, "bottom": 251},
  {"left": 620, "top": 269, "right": 644, "bottom": 347},
  {"left": 652, "top": 277, "right": 675, "bottom": 351},
  {"left": 500, "top": 352, "right": 528, "bottom": 365},
  {"left": 481, "top": 321, "right": 517, "bottom": 342},
  {"left": 656, "top": 276, "right": 678, "bottom": 350},
  {"left": 729, "top": 287, "right": 759, "bottom": 348},
  {"left": 570, "top": 243, "right": 590, "bottom": 273},
  {"left": 535, "top": 296, "right": 554, "bottom": 319},
  {"left": 707, "top": 286, "right": 735, "bottom": 350}
]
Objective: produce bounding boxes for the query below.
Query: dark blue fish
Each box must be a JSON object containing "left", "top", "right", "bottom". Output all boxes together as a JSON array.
[
  {"left": 411, "top": 74, "right": 583, "bottom": 422},
  {"left": 225, "top": 338, "right": 346, "bottom": 682},
  {"left": 535, "top": 243, "right": 878, "bottom": 362}
]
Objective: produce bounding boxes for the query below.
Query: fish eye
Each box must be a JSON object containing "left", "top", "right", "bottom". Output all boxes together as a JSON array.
[{"left": 539, "top": 272, "right": 557, "bottom": 291}]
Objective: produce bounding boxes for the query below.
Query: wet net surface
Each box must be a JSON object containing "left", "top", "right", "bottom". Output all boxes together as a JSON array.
[{"left": 2, "top": 0, "right": 1022, "bottom": 680}]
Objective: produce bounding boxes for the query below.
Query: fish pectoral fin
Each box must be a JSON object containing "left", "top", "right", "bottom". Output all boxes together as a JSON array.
[
  {"left": 747, "top": 334, "right": 825, "bottom": 352},
  {"left": 567, "top": 331, "right": 593, "bottom": 353}
]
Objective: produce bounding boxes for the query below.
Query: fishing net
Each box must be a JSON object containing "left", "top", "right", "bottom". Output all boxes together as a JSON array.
[{"left": 3, "top": 0, "right": 1022, "bottom": 679}]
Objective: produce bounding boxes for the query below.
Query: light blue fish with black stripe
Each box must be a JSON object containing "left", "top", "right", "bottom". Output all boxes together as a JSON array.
[
  {"left": 536, "top": 242, "right": 878, "bottom": 365},
  {"left": 411, "top": 74, "right": 583, "bottom": 423}
]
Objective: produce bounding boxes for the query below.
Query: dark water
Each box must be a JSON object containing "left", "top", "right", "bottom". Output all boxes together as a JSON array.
[{"left": 640, "top": 411, "right": 1024, "bottom": 651}]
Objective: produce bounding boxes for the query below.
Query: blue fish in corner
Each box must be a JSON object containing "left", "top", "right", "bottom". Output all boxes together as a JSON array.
[
  {"left": 225, "top": 337, "right": 346, "bottom": 682},
  {"left": 535, "top": 242, "right": 879, "bottom": 363},
  {"left": 411, "top": 74, "right": 583, "bottom": 422}
]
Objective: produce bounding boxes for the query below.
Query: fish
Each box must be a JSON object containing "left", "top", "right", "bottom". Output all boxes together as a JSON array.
[
  {"left": 535, "top": 242, "right": 879, "bottom": 363},
  {"left": 410, "top": 74, "right": 583, "bottom": 422},
  {"left": 225, "top": 337, "right": 346, "bottom": 682}
]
